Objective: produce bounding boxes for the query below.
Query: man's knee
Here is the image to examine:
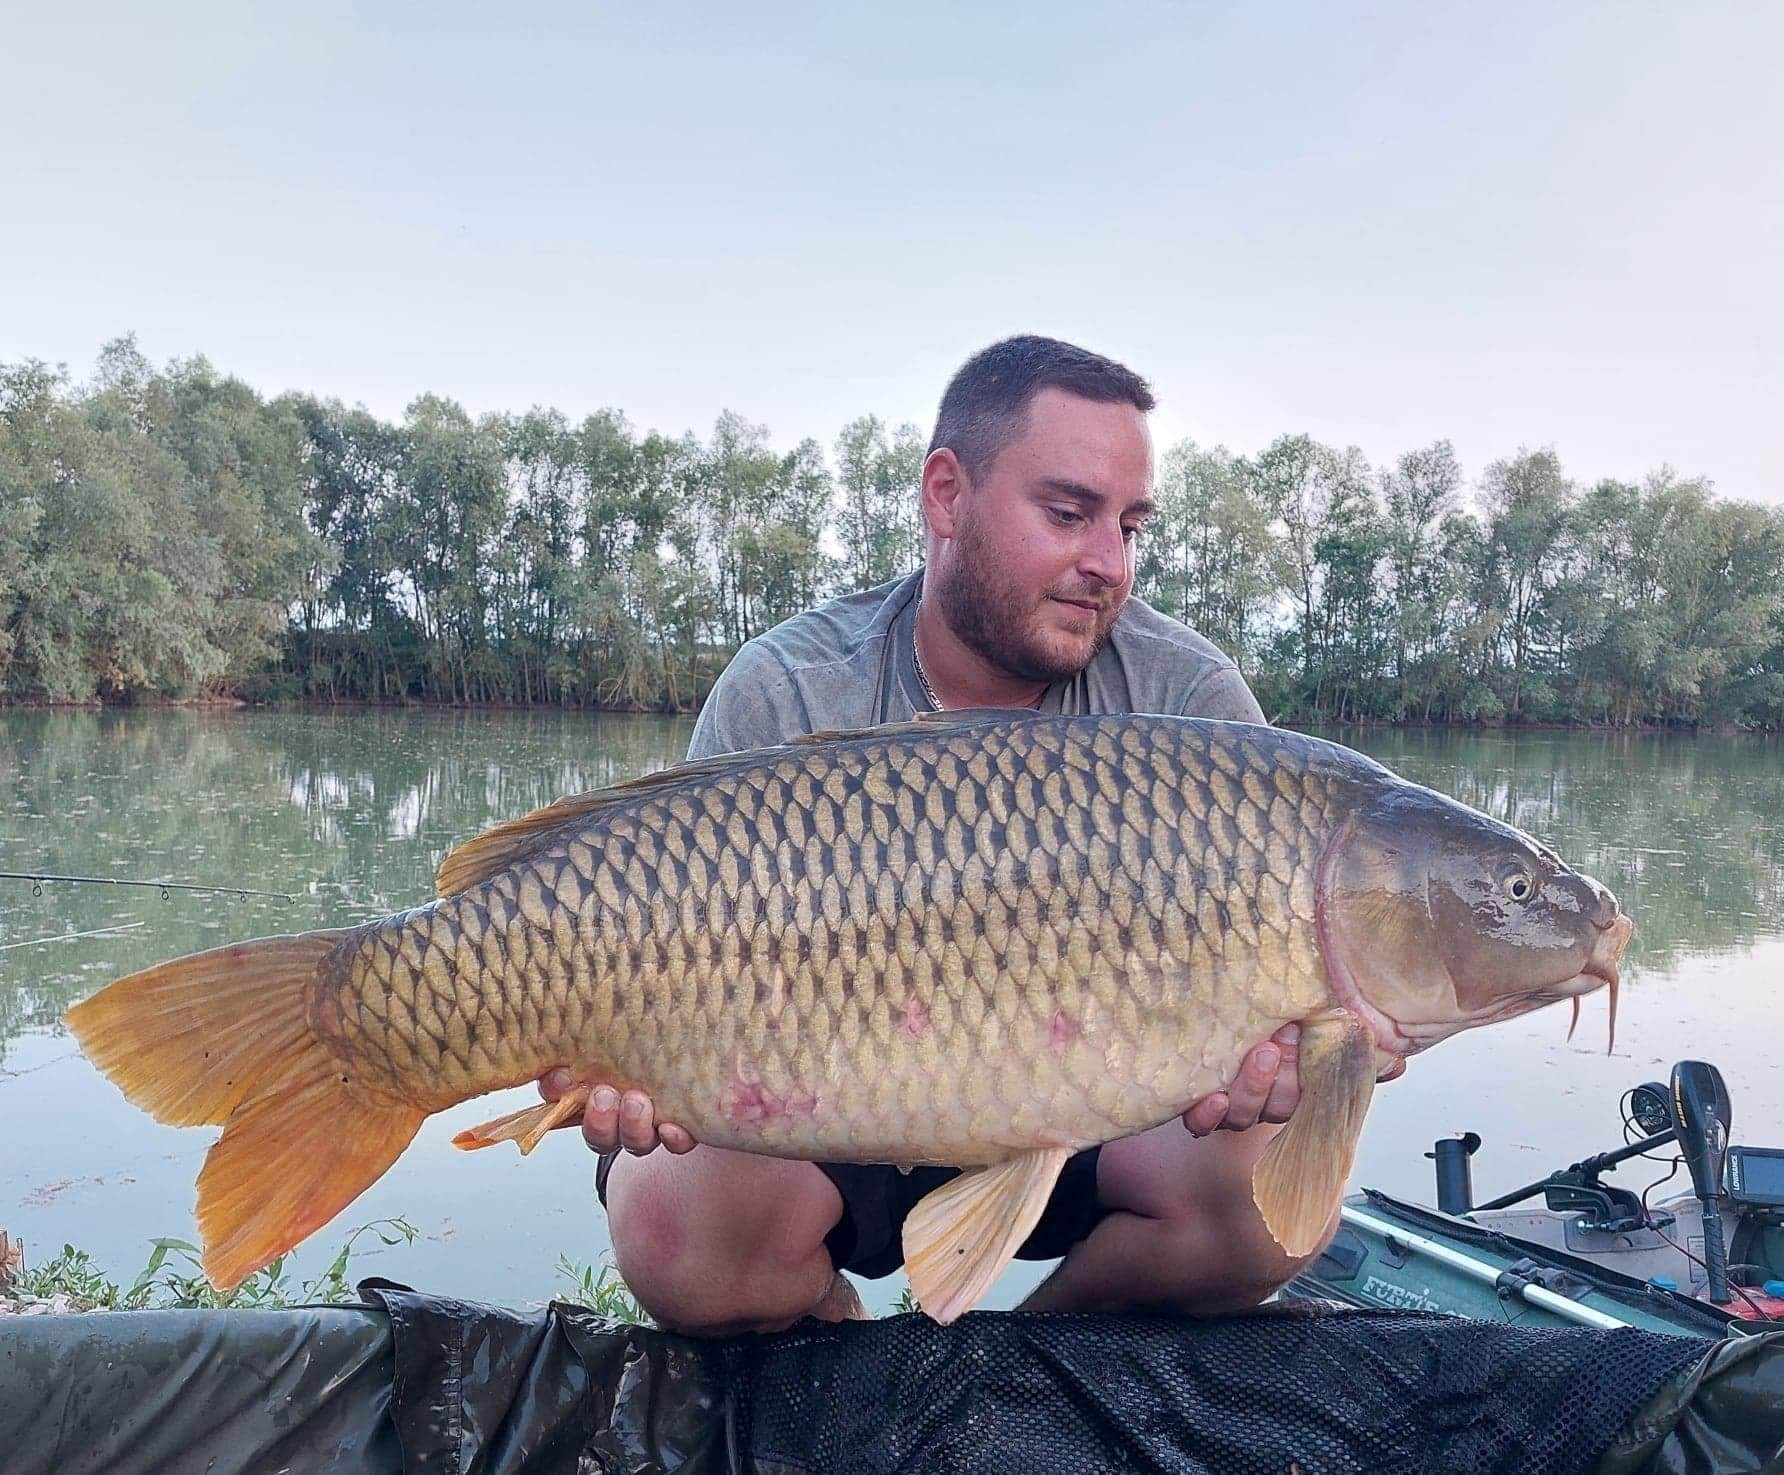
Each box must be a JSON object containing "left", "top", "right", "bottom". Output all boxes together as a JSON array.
[{"left": 605, "top": 1147, "right": 846, "bottom": 1334}]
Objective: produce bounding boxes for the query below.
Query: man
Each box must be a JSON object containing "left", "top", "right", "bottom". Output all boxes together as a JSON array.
[{"left": 538, "top": 334, "right": 1399, "bottom": 1334}]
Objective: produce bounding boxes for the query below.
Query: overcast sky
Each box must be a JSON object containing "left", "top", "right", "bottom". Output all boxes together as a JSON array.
[{"left": 4, "top": 1, "right": 1779, "bottom": 504}]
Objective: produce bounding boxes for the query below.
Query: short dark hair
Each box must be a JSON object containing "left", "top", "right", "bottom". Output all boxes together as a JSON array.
[{"left": 927, "top": 335, "right": 1156, "bottom": 478}]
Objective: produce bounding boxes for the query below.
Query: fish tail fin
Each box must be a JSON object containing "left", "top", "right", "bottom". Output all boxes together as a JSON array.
[
  {"left": 195, "top": 1062, "right": 424, "bottom": 1290},
  {"left": 65, "top": 930, "right": 426, "bottom": 1290}
]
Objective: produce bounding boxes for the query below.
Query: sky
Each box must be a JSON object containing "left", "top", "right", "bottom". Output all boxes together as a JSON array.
[{"left": 3, "top": 1, "right": 1780, "bottom": 504}]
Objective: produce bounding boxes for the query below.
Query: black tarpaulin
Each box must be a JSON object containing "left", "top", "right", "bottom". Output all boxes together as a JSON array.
[
  {"left": 3, "top": 1281, "right": 1780, "bottom": 1475},
  {"left": 0, "top": 1301, "right": 398, "bottom": 1473}
]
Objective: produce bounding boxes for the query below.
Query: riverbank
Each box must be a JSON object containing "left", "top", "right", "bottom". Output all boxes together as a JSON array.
[
  {"left": 0, "top": 1221, "right": 651, "bottom": 1322},
  {"left": 2, "top": 691, "right": 1774, "bottom": 735}
]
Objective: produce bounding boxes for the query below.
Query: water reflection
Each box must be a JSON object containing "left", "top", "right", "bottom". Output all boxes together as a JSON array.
[
  {"left": 0, "top": 709, "right": 695, "bottom": 1061},
  {"left": 3, "top": 714, "right": 1781, "bottom": 1064}
]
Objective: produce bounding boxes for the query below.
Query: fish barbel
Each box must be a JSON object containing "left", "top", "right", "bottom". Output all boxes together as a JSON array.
[{"left": 65, "top": 710, "right": 1633, "bottom": 1320}]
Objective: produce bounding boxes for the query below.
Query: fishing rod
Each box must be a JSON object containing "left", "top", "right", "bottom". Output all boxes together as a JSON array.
[{"left": 0, "top": 870, "right": 293, "bottom": 903}]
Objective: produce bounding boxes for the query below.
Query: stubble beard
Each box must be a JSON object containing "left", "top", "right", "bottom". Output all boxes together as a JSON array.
[{"left": 933, "top": 509, "right": 1119, "bottom": 685}]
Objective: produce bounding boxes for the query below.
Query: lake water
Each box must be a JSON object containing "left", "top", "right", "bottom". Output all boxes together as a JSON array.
[{"left": 3, "top": 709, "right": 1780, "bottom": 1316}]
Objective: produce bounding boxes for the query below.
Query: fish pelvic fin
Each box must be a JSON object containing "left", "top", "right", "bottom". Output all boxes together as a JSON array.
[
  {"left": 64, "top": 930, "right": 425, "bottom": 1291},
  {"left": 1251, "top": 1011, "right": 1379, "bottom": 1259},
  {"left": 453, "top": 1085, "right": 591, "bottom": 1155},
  {"left": 902, "top": 1147, "right": 1071, "bottom": 1325}
]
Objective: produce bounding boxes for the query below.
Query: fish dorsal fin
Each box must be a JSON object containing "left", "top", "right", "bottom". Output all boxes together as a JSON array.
[
  {"left": 433, "top": 749, "right": 763, "bottom": 896},
  {"left": 790, "top": 706, "right": 1042, "bottom": 746},
  {"left": 435, "top": 708, "right": 1043, "bottom": 897}
]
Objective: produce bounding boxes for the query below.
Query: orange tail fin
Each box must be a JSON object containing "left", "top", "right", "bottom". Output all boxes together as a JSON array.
[{"left": 64, "top": 931, "right": 426, "bottom": 1290}]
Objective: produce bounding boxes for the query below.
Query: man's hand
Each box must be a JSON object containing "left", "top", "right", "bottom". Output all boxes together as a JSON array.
[
  {"left": 537, "top": 1069, "right": 698, "bottom": 1156},
  {"left": 1180, "top": 1024, "right": 1406, "bottom": 1137},
  {"left": 537, "top": 1024, "right": 1408, "bottom": 1153}
]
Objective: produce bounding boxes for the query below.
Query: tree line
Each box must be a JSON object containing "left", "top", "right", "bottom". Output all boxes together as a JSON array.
[{"left": 3, "top": 337, "right": 1780, "bottom": 728}]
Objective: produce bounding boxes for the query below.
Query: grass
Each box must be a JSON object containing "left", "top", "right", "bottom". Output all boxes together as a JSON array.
[
  {"left": 552, "top": 1253, "right": 651, "bottom": 1323},
  {"left": 8, "top": 1218, "right": 418, "bottom": 1311},
  {"left": 7, "top": 1224, "right": 653, "bottom": 1322},
  {"left": 8, "top": 1226, "right": 917, "bottom": 1324}
]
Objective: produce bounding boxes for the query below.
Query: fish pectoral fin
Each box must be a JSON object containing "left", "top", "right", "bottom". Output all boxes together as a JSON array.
[
  {"left": 902, "top": 1148, "right": 1071, "bottom": 1325},
  {"left": 452, "top": 1086, "right": 591, "bottom": 1156},
  {"left": 1251, "top": 1012, "right": 1378, "bottom": 1259}
]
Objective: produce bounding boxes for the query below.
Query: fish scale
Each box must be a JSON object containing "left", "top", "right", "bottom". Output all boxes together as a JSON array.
[{"left": 308, "top": 715, "right": 1344, "bottom": 1161}]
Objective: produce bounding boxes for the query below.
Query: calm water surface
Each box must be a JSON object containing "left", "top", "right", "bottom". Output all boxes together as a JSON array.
[{"left": 3, "top": 710, "right": 1780, "bottom": 1314}]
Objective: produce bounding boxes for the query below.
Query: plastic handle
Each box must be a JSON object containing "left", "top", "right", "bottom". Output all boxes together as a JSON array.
[{"left": 1700, "top": 1199, "right": 1732, "bottom": 1305}]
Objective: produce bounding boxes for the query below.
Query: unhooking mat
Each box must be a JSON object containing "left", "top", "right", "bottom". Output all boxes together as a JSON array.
[{"left": 3, "top": 1280, "right": 1780, "bottom": 1474}]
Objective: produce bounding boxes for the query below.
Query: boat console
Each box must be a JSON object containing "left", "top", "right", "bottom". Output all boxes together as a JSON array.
[{"left": 1287, "top": 1059, "right": 1784, "bottom": 1335}]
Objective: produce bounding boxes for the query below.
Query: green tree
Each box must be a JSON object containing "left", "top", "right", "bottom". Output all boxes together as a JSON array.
[
  {"left": 5, "top": 337, "right": 1779, "bottom": 729},
  {"left": 390, "top": 395, "right": 508, "bottom": 702},
  {"left": 1477, "top": 448, "right": 1575, "bottom": 719},
  {"left": 1382, "top": 441, "right": 1463, "bottom": 718},
  {"left": 834, "top": 414, "right": 925, "bottom": 591},
  {"left": 1137, "top": 440, "right": 1278, "bottom": 670}
]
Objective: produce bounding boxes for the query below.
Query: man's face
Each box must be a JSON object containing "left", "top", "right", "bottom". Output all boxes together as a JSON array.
[{"left": 932, "top": 387, "right": 1154, "bottom": 683}]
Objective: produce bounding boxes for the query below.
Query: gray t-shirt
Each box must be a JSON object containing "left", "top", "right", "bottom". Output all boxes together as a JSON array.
[{"left": 686, "top": 569, "right": 1264, "bottom": 761}]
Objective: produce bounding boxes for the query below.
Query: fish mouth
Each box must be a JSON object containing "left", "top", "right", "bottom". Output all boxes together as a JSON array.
[{"left": 1566, "top": 913, "right": 1635, "bottom": 1053}]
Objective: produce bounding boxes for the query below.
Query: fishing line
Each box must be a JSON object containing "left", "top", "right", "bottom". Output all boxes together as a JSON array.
[
  {"left": 0, "top": 921, "right": 146, "bottom": 953},
  {"left": 0, "top": 871, "right": 292, "bottom": 903}
]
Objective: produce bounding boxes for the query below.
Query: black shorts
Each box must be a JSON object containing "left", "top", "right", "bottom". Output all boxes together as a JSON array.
[{"left": 595, "top": 1148, "right": 1110, "bottom": 1280}]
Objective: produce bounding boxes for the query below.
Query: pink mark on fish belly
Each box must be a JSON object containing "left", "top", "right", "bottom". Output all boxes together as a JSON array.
[
  {"left": 723, "top": 1080, "right": 819, "bottom": 1127},
  {"left": 1049, "top": 1009, "right": 1079, "bottom": 1055},
  {"left": 901, "top": 998, "right": 931, "bottom": 1038}
]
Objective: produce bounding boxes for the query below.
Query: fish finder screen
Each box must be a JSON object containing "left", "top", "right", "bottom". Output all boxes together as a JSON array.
[{"left": 1726, "top": 1147, "right": 1784, "bottom": 1206}]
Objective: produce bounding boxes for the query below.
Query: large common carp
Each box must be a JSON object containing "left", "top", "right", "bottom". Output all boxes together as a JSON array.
[{"left": 65, "top": 710, "right": 1631, "bottom": 1322}]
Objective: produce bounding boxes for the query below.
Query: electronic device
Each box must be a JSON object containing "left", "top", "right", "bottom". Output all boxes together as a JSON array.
[{"left": 1726, "top": 1145, "right": 1784, "bottom": 1210}]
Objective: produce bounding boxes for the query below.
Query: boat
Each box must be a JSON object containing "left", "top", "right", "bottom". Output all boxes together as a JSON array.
[{"left": 1284, "top": 1057, "right": 1784, "bottom": 1338}]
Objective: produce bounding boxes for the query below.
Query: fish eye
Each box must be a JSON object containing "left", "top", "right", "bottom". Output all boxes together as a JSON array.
[{"left": 1500, "top": 867, "right": 1535, "bottom": 903}]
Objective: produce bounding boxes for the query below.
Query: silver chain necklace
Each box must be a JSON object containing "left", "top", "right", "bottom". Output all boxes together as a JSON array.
[
  {"left": 913, "top": 607, "right": 1048, "bottom": 712},
  {"left": 912, "top": 618, "right": 942, "bottom": 711}
]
